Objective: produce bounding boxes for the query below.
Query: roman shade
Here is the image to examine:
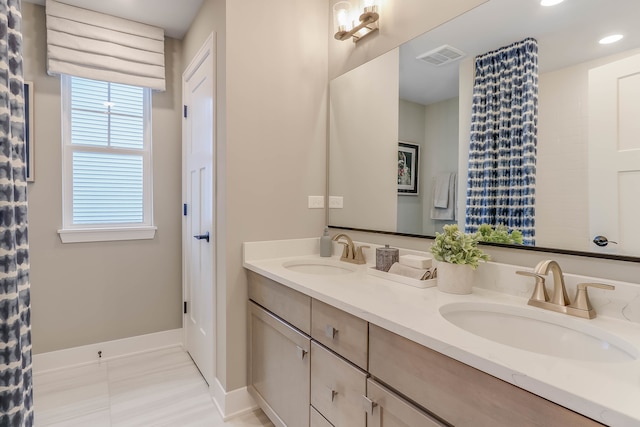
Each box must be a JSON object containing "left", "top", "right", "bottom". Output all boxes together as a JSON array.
[{"left": 45, "top": 0, "right": 166, "bottom": 91}]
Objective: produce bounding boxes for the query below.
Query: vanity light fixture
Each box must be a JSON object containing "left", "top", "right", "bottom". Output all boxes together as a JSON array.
[
  {"left": 540, "top": 0, "right": 565, "bottom": 6},
  {"left": 333, "top": 0, "right": 380, "bottom": 43},
  {"left": 599, "top": 34, "right": 624, "bottom": 45}
]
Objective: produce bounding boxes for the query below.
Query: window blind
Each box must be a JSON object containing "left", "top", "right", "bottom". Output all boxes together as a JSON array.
[
  {"left": 46, "top": 0, "right": 165, "bottom": 91},
  {"left": 69, "top": 77, "right": 148, "bottom": 226},
  {"left": 72, "top": 152, "right": 143, "bottom": 224}
]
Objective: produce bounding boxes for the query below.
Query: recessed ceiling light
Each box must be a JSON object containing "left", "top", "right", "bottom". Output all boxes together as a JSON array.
[
  {"left": 599, "top": 34, "right": 624, "bottom": 45},
  {"left": 540, "top": 0, "right": 565, "bottom": 6}
]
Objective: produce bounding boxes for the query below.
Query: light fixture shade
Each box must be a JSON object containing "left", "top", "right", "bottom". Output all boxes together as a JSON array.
[
  {"left": 333, "top": 1, "right": 353, "bottom": 35},
  {"left": 333, "top": 0, "right": 380, "bottom": 43}
]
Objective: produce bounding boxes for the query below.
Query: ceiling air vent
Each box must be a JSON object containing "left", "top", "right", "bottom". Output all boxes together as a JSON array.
[{"left": 416, "top": 45, "right": 466, "bottom": 66}]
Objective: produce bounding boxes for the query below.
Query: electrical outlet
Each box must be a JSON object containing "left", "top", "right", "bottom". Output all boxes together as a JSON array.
[
  {"left": 329, "top": 196, "right": 344, "bottom": 209},
  {"left": 308, "top": 196, "right": 324, "bottom": 209}
]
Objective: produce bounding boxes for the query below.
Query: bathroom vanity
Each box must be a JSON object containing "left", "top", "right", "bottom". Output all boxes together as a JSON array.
[{"left": 244, "top": 238, "right": 640, "bottom": 427}]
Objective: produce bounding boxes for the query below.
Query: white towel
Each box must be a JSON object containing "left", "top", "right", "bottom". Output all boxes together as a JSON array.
[
  {"left": 433, "top": 172, "right": 452, "bottom": 208},
  {"left": 430, "top": 173, "right": 456, "bottom": 220},
  {"left": 399, "top": 254, "right": 433, "bottom": 269}
]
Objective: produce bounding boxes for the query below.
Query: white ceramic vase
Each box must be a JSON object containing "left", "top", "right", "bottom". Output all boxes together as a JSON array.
[{"left": 436, "top": 262, "right": 474, "bottom": 294}]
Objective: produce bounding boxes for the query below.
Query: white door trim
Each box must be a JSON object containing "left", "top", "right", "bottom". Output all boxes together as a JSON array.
[{"left": 182, "top": 32, "right": 216, "bottom": 386}]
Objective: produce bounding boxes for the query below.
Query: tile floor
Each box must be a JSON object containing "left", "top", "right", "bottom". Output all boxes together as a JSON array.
[{"left": 33, "top": 346, "right": 274, "bottom": 427}]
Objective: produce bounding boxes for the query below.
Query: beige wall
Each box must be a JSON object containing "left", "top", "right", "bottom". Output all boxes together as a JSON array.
[
  {"left": 397, "top": 97, "right": 459, "bottom": 236},
  {"left": 23, "top": 2, "right": 183, "bottom": 354},
  {"left": 397, "top": 99, "right": 425, "bottom": 234},
  {"left": 422, "top": 97, "right": 459, "bottom": 235},
  {"left": 182, "top": 0, "right": 328, "bottom": 391},
  {"left": 330, "top": 49, "right": 399, "bottom": 232}
]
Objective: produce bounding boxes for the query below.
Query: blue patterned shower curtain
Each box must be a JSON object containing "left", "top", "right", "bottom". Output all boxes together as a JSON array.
[
  {"left": 465, "top": 38, "right": 538, "bottom": 245},
  {"left": 0, "top": 1, "right": 33, "bottom": 426}
]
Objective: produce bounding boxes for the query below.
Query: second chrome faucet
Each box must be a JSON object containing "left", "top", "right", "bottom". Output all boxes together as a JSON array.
[{"left": 517, "top": 260, "right": 614, "bottom": 319}]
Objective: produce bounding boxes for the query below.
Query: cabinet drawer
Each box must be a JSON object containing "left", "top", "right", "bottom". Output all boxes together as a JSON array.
[
  {"left": 369, "top": 325, "right": 602, "bottom": 427},
  {"left": 248, "top": 270, "right": 311, "bottom": 334},
  {"left": 365, "top": 378, "right": 445, "bottom": 427},
  {"left": 311, "top": 299, "right": 368, "bottom": 369},
  {"left": 311, "top": 341, "right": 367, "bottom": 427},
  {"left": 311, "top": 406, "right": 334, "bottom": 427},
  {"left": 249, "top": 302, "right": 310, "bottom": 427}
]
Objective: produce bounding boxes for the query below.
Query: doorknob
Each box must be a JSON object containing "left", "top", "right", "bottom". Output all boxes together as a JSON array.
[
  {"left": 593, "top": 235, "right": 617, "bottom": 247},
  {"left": 193, "top": 232, "right": 210, "bottom": 242}
]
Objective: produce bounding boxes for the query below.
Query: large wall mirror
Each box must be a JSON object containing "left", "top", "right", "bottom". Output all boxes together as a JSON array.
[{"left": 329, "top": 0, "right": 640, "bottom": 260}]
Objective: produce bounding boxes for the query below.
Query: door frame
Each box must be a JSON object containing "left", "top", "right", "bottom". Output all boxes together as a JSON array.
[{"left": 182, "top": 32, "right": 217, "bottom": 385}]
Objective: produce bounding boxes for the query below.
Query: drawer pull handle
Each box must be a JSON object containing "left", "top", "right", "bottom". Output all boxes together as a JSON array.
[
  {"left": 325, "top": 325, "right": 338, "bottom": 339},
  {"left": 295, "top": 346, "right": 307, "bottom": 360},
  {"left": 362, "top": 396, "right": 377, "bottom": 415},
  {"left": 328, "top": 387, "right": 338, "bottom": 402}
]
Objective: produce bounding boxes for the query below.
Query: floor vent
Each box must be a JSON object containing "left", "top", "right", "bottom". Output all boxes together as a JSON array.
[{"left": 416, "top": 45, "right": 466, "bottom": 66}]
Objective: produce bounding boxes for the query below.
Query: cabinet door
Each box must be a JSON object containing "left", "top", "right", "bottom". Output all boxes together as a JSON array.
[
  {"left": 311, "top": 342, "right": 367, "bottom": 427},
  {"left": 365, "top": 379, "right": 445, "bottom": 427},
  {"left": 249, "top": 302, "right": 310, "bottom": 427},
  {"left": 248, "top": 270, "right": 311, "bottom": 334},
  {"left": 311, "top": 299, "right": 368, "bottom": 370}
]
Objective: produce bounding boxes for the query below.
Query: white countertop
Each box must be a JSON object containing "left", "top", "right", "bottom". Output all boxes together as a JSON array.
[{"left": 243, "top": 238, "right": 640, "bottom": 427}]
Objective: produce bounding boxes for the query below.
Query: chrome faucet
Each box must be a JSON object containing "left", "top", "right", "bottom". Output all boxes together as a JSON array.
[
  {"left": 331, "top": 233, "right": 368, "bottom": 265},
  {"left": 516, "top": 260, "right": 614, "bottom": 319}
]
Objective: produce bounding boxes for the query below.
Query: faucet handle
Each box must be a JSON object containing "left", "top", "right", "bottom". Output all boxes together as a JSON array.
[
  {"left": 569, "top": 283, "right": 615, "bottom": 318},
  {"left": 516, "top": 271, "right": 549, "bottom": 302},
  {"left": 354, "top": 245, "right": 369, "bottom": 264},
  {"left": 336, "top": 241, "right": 350, "bottom": 259}
]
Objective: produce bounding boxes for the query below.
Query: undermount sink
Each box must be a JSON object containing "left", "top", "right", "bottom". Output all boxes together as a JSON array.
[
  {"left": 282, "top": 259, "right": 357, "bottom": 275},
  {"left": 439, "top": 302, "right": 638, "bottom": 363}
]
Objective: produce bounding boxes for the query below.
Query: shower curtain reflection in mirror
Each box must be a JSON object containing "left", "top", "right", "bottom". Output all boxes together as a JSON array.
[{"left": 465, "top": 38, "right": 539, "bottom": 245}]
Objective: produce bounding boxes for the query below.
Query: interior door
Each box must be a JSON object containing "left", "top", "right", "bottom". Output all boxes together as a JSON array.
[
  {"left": 183, "top": 34, "right": 215, "bottom": 385},
  {"left": 588, "top": 53, "right": 640, "bottom": 254}
]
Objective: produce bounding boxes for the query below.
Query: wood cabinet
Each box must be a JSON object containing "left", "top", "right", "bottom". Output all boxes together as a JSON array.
[
  {"left": 248, "top": 271, "right": 602, "bottom": 427},
  {"left": 248, "top": 302, "right": 310, "bottom": 427},
  {"left": 310, "top": 341, "right": 367, "bottom": 427}
]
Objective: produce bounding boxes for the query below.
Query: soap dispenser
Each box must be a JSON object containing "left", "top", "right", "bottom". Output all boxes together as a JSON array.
[{"left": 320, "top": 227, "right": 332, "bottom": 257}]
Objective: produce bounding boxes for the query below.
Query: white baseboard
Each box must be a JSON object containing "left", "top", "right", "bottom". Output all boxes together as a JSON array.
[
  {"left": 33, "top": 328, "right": 183, "bottom": 374},
  {"left": 210, "top": 377, "right": 258, "bottom": 420}
]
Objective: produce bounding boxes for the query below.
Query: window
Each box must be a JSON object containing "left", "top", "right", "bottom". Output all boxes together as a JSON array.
[{"left": 59, "top": 75, "right": 156, "bottom": 243}]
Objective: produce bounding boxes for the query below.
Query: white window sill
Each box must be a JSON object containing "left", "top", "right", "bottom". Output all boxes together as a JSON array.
[{"left": 58, "top": 226, "right": 157, "bottom": 243}]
